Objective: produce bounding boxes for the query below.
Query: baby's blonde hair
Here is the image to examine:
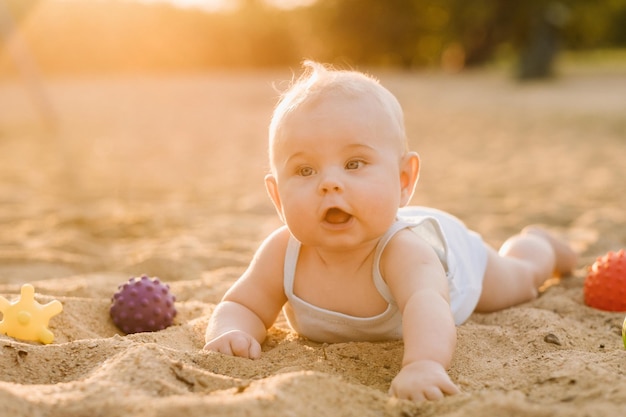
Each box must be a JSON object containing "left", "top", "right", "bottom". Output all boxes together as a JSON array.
[{"left": 269, "top": 61, "right": 408, "bottom": 163}]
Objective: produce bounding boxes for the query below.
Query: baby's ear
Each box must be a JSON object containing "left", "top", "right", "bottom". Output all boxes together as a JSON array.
[
  {"left": 399, "top": 152, "right": 420, "bottom": 206},
  {"left": 264, "top": 174, "right": 285, "bottom": 222}
]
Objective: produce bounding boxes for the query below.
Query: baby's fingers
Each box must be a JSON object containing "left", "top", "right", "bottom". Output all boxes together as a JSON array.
[
  {"left": 421, "top": 382, "right": 460, "bottom": 401},
  {"left": 390, "top": 385, "right": 450, "bottom": 403},
  {"left": 440, "top": 378, "right": 461, "bottom": 396},
  {"left": 204, "top": 331, "right": 262, "bottom": 359},
  {"left": 229, "top": 334, "right": 262, "bottom": 359},
  {"left": 203, "top": 339, "right": 232, "bottom": 356},
  {"left": 421, "top": 386, "right": 445, "bottom": 402}
]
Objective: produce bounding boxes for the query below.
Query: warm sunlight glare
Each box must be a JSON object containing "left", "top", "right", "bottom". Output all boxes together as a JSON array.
[
  {"left": 134, "top": 0, "right": 237, "bottom": 12},
  {"left": 264, "top": 0, "right": 317, "bottom": 8},
  {"left": 135, "top": 0, "right": 315, "bottom": 12}
]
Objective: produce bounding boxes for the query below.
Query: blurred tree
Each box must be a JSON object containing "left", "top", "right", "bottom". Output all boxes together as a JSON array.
[
  {"left": 516, "top": 3, "right": 570, "bottom": 80},
  {"left": 232, "top": 0, "right": 300, "bottom": 67},
  {"left": 306, "top": 0, "right": 532, "bottom": 68},
  {"left": 2, "top": 0, "right": 626, "bottom": 75},
  {"left": 562, "top": 0, "right": 626, "bottom": 48},
  {"left": 443, "top": 0, "right": 518, "bottom": 66},
  {"left": 305, "top": 0, "right": 626, "bottom": 70},
  {"left": 309, "top": 0, "right": 421, "bottom": 67}
]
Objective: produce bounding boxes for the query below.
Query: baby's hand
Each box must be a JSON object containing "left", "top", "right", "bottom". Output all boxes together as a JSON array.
[
  {"left": 203, "top": 330, "right": 262, "bottom": 359},
  {"left": 389, "top": 360, "right": 460, "bottom": 402}
]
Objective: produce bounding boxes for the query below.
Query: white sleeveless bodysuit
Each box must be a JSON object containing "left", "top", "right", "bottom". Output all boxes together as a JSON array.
[{"left": 282, "top": 206, "right": 488, "bottom": 343}]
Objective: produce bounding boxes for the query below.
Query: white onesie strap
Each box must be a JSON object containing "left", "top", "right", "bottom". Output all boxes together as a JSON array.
[
  {"left": 284, "top": 235, "right": 300, "bottom": 295},
  {"left": 371, "top": 217, "right": 451, "bottom": 304},
  {"left": 371, "top": 221, "right": 412, "bottom": 303}
]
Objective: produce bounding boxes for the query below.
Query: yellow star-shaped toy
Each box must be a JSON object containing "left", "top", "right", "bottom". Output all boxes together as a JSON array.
[{"left": 0, "top": 284, "right": 63, "bottom": 344}]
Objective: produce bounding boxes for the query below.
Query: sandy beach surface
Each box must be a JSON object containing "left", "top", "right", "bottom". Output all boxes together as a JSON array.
[{"left": 1, "top": 66, "right": 626, "bottom": 416}]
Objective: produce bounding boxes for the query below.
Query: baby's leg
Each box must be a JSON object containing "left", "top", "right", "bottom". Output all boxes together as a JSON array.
[{"left": 475, "top": 227, "right": 577, "bottom": 313}]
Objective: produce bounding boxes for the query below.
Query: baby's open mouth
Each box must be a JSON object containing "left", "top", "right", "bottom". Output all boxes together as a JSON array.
[{"left": 324, "top": 208, "right": 352, "bottom": 224}]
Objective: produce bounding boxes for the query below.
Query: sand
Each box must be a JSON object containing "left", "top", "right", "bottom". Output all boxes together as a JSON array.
[{"left": 1, "top": 66, "right": 625, "bottom": 416}]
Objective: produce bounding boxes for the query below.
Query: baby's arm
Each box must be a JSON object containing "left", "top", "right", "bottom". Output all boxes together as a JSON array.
[
  {"left": 204, "top": 227, "right": 289, "bottom": 359},
  {"left": 204, "top": 301, "right": 267, "bottom": 358},
  {"left": 383, "top": 230, "right": 460, "bottom": 402}
]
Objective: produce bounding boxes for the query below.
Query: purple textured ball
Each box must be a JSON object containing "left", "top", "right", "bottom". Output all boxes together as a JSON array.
[{"left": 110, "top": 275, "right": 177, "bottom": 334}]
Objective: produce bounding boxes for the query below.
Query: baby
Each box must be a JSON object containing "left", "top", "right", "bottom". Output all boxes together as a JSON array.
[{"left": 204, "top": 61, "right": 578, "bottom": 402}]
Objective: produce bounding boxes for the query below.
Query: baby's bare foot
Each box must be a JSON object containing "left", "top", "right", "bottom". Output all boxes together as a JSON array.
[{"left": 522, "top": 226, "right": 578, "bottom": 275}]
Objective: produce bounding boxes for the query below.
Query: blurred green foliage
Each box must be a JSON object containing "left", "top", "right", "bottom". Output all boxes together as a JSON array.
[
  {"left": 1, "top": 0, "right": 625, "bottom": 74},
  {"left": 305, "top": 0, "right": 626, "bottom": 68}
]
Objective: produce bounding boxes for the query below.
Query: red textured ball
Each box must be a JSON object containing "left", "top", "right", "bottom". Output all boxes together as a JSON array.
[
  {"left": 110, "top": 275, "right": 177, "bottom": 334},
  {"left": 584, "top": 250, "right": 626, "bottom": 311}
]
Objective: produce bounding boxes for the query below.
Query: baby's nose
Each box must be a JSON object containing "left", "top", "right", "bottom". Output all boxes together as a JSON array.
[
  {"left": 321, "top": 183, "right": 341, "bottom": 193},
  {"left": 318, "top": 171, "right": 343, "bottom": 193}
]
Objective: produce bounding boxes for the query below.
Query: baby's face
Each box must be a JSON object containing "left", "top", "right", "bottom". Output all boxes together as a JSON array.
[{"left": 266, "top": 94, "right": 410, "bottom": 249}]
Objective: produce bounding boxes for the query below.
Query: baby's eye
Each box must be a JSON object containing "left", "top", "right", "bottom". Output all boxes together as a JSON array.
[
  {"left": 345, "top": 160, "right": 365, "bottom": 170},
  {"left": 297, "top": 166, "right": 315, "bottom": 177}
]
